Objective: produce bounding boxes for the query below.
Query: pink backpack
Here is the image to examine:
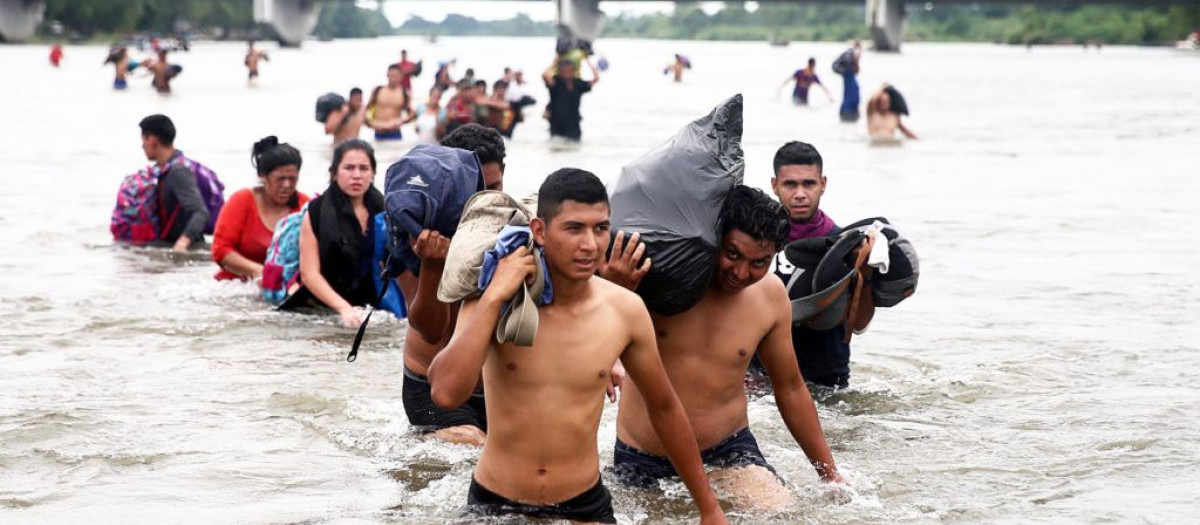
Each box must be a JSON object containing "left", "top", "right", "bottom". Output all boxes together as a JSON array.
[{"left": 109, "top": 165, "right": 178, "bottom": 245}]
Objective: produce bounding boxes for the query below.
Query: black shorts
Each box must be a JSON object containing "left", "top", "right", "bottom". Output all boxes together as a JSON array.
[
  {"left": 467, "top": 475, "right": 616, "bottom": 524},
  {"left": 613, "top": 427, "right": 777, "bottom": 487},
  {"left": 401, "top": 367, "right": 486, "bottom": 433}
]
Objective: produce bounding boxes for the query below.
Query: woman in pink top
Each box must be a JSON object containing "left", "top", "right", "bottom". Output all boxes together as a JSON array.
[{"left": 211, "top": 136, "right": 309, "bottom": 281}]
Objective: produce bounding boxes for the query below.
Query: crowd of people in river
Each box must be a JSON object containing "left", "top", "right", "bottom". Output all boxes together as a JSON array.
[{"left": 102, "top": 37, "right": 925, "bottom": 523}]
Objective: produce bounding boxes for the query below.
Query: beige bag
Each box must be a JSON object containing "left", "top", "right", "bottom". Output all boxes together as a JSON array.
[{"left": 438, "top": 191, "right": 533, "bottom": 303}]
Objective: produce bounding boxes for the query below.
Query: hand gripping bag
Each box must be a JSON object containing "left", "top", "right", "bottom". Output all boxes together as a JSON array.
[
  {"left": 383, "top": 143, "right": 485, "bottom": 278},
  {"left": 610, "top": 94, "right": 744, "bottom": 316}
]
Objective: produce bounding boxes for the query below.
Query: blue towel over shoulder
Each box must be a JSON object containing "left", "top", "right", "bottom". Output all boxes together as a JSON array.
[{"left": 478, "top": 225, "right": 553, "bottom": 305}]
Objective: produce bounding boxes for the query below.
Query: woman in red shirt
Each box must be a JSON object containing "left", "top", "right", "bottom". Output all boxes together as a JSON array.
[{"left": 211, "top": 136, "right": 309, "bottom": 280}]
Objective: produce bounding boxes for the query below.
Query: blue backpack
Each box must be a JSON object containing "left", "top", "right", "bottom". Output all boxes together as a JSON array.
[{"left": 261, "top": 204, "right": 308, "bottom": 305}]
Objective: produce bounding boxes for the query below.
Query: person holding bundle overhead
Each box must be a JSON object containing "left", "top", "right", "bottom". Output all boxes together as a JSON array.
[
  {"left": 210, "top": 137, "right": 309, "bottom": 282},
  {"left": 296, "top": 140, "right": 385, "bottom": 327}
]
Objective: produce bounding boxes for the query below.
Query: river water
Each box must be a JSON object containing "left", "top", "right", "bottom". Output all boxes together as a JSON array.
[{"left": 1, "top": 36, "right": 1198, "bottom": 524}]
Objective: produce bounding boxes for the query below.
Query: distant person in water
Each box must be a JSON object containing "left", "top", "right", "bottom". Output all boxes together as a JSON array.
[
  {"left": 366, "top": 65, "right": 414, "bottom": 141},
  {"left": 397, "top": 49, "right": 417, "bottom": 97},
  {"left": 147, "top": 49, "right": 180, "bottom": 94},
  {"left": 663, "top": 54, "right": 689, "bottom": 82},
  {"left": 49, "top": 43, "right": 63, "bottom": 67},
  {"left": 244, "top": 40, "right": 269, "bottom": 83},
  {"left": 324, "top": 88, "right": 366, "bottom": 145},
  {"left": 104, "top": 46, "right": 138, "bottom": 90},
  {"left": 834, "top": 40, "right": 862, "bottom": 122},
  {"left": 867, "top": 84, "right": 917, "bottom": 141},
  {"left": 543, "top": 56, "right": 599, "bottom": 141},
  {"left": 415, "top": 86, "right": 444, "bottom": 144},
  {"left": 783, "top": 58, "right": 834, "bottom": 106}
]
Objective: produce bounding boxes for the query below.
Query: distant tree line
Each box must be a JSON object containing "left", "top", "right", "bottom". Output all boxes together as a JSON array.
[
  {"left": 40, "top": 1, "right": 1199, "bottom": 46},
  {"left": 396, "top": 3, "right": 1199, "bottom": 46},
  {"left": 39, "top": 0, "right": 389, "bottom": 41}
]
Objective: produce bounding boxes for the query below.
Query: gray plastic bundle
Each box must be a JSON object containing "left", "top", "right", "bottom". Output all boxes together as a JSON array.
[{"left": 610, "top": 94, "right": 744, "bottom": 316}]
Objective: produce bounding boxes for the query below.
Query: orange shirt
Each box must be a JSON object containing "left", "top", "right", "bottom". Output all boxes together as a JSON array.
[{"left": 211, "top": 188, "right": 309, "bottom": 280}]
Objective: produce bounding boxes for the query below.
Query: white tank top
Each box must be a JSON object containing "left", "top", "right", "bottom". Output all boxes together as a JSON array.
[{"left": 416, "top": 110, "right": 438, "bottom": 144}]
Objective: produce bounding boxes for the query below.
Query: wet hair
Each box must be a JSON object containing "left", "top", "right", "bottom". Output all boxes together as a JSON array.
[
  {"left": 138, "top": 114, "right": 176, "bottom": 146},
  {"left": 251, "top": 136, "right": 302, "bottom": 177},
  {"left": 350, "top": 87, "right": 362, "bottom": 97},
  {"left": 328, "top": 139, "right": 376, "bottom": 181},
  {"left": 474, "top": 79, "right": 487, "bottom": 89},
  {"left": 441, "top": 124, "right": 506, "bottom": 166},
  {"left": 537, "top": 168, "right": 608, "bottom": 222},
  {"left": 773, "top": 141, "right": 823, "bottom": 175},
  {"left": 465, "top": 68, "right": 475, "bottom": 76},
  {"left": 718, "top": 186, "right": 789, "bottom": 251},
  {"left": 493, "top": 79, "right": 508, "bottom": 90},
  {"left": 808, "top": 57, "right": 816, "bottom": 66},
  {"left": 387, "top": 64, "right": 400, "bottom": 72}
]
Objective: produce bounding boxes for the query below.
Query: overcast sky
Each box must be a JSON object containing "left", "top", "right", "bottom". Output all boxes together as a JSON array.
[{"left": 376, "top": 1, "right": 742, "bottom": 24}]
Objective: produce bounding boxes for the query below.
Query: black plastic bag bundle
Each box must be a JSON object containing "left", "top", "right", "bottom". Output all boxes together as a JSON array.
[
  {"left": 610, "top": 94, "right": 744, "bottom": 315},
  {"left": 315, "top": 93, "right": 345, "bottom": 123}
]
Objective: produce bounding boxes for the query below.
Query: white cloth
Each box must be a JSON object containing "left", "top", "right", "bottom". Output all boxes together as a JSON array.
[
  {"left": 506, "top": 81, "right": 526, "bottom": 103},
  {"left": 416, "top": 110, "right": 438, "bottom": 145},
  {"left": 865, "top": 220, "right": 891, "bottom": 274}
]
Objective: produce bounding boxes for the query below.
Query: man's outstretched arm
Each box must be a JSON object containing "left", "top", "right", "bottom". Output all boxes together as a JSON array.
[
  {"left": 620, "top": 297, "right": 727, "bottom": 525},
  {"left": 757, "top": 285, "right": 844, "bottom": 484}
]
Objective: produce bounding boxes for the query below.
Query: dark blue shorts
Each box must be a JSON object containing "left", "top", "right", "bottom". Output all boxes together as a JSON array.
[
  {"left": 374, "top": 129, "right": 402, "bottom": 140},
  {"left": 467, "top": 475, "right": 616, "bottom": 524},
  {"left": 613, "top": 427, "right": 777, "bottom": 487}
]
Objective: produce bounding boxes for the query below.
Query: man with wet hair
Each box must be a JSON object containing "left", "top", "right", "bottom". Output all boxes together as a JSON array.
[
  {"left": 768, "top": 141, "right": 854, "bottom": 388},
  {"left": 138, "top": 114, "right": 208, "bottom": 252},
  {"left": 428, "top": 169, "right": 727, "bottom": 525},
  {"left": 610, "top": 185, "right": 843, "bottom": 510}
]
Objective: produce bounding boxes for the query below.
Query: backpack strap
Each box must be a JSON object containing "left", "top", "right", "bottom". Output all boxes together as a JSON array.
[
  {"left": 347, "top": 253, "right": 393, "bottom": 363},
  {"left": 155, "top": 168, "right": 181, "bottom": 241}
]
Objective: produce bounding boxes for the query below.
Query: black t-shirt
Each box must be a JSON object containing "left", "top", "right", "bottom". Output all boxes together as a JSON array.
[
  {"left": 772, "top": 249, "right": 851, "bottom": 384},
  {"left": 547, "top": 75, "right": 591, "bottom": 140}
]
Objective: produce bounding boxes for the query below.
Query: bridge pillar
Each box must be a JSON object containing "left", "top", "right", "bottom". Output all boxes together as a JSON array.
[
  {"left": 557, "top": 0, "right": 605, "bottom": 42},
  {"left": 867, "top": 0, "right": 906, "bottom": 52},
  {"left": 254, "top": 0, "right": 321, "bottom": 48},
  {"left": 0, "top": 0, "right": 45, "bottom": 43}
]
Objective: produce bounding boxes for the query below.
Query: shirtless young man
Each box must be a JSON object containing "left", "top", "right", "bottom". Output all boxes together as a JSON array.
[
  {"left": 325, "top": 88, "right": 365, "bottom": 145},
  {"left": 244, "top": 40, "right": 268, "bottom": 82},
  {"left": 610, "top": 186, "right": 844, "bottom": 511},
  {"left": 149, "top": 49, "right": 175, "bottom": 94},
  {"left": 105, "top": 47, "right": 137, "bottom": 90},
  {"left": 366, "top": 65, "right": 414, "bottom": 141},
  {"left": 867, "top": 84, "right": 917, "bottom": 141},
  {"left": 428, "top": 169, "right": 727, "bottom": 524}
]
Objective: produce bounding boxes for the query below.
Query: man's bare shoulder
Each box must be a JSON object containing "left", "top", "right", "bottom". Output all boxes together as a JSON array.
[
  {"left": 748, "top": 272, "right": 790, "bottom": 308},
  {"left": 591, "top": 278, "right": 648, "bottom": 316}
]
